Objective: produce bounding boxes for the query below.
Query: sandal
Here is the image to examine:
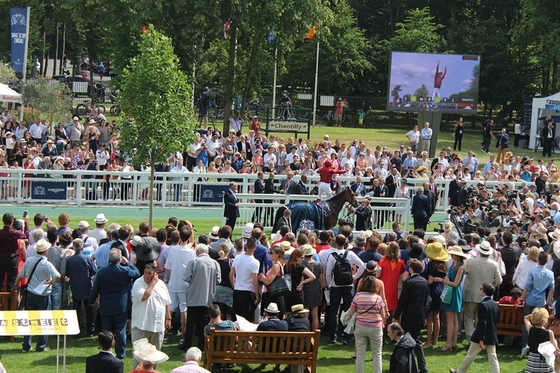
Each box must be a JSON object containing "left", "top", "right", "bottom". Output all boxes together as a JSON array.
[{"left": 441, "top": 345, "right": 453, "bottom": 351}]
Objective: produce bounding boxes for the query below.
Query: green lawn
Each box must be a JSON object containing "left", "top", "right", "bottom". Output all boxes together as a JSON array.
[{"left": 0, "top": 332, "right": 528, "bottom": 373}]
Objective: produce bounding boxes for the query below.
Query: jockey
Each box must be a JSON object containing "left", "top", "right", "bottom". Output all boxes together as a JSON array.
[{"left": 318, "top": 159, "right": 347, "bottom": 200}]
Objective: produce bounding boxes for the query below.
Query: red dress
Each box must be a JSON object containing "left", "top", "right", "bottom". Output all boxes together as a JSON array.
[{"left": 378, "top": 256, "right": 405, "bottom": 312}]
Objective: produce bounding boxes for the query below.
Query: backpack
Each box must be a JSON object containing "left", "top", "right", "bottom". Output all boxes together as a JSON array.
[{"left": 331, "top": 251, "right": 353, "bottom": 286}]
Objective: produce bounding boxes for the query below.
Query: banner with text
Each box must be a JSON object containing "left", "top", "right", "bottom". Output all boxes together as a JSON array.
[
  {"left": 0, "top": 310, "right": 79, "bottom": 336},
  {"left": 268, "top": 121, "right": 309, "bottom": 133},
  {"left": 199, "top": 185, "right": 229, "bottom": 203},
  {"left": 31, "top": 181, "right": 68, "bottom": 200},
  {"left": 10, "top": 8, "right": 30, "bottom": 74}
]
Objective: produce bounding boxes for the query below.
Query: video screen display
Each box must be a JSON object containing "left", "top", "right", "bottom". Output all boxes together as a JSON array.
[{"left": 387, "top": 52, "right": 480, "bottom": 114}]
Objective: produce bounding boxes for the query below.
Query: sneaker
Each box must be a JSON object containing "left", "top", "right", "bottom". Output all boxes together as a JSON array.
[
  {"left": 21, "top": 349, "right": 29, "bottom": 353},
  {"left": 342, "top": 339, "right": 349, "bottom": 345},
  {"left": 37, "top": 346, "right": 51, "bottom": 352},
  {"left": 521, "top": 346, "right": 529, "bottom": 358},
  {"left": 163, "top": 337, "right": 169, "bottom": 344},
  {"left": 179, "top": 334, "right": 185, "bottom": 345},
  {"left": 330, "top": 339, "right": 337, "bottom": 344}
]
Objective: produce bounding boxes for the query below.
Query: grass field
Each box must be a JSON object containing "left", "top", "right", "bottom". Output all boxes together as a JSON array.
[{"left": 0, "top": 332, "right": 529, "bottom": 373}]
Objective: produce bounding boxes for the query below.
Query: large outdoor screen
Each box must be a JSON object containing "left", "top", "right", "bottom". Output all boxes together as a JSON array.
[{"left": 387, "top": 52, "right": 480, "bottom": 114}]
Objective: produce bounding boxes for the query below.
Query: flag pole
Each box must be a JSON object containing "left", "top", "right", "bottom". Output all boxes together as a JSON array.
[
  {"left": 272, "top": 45, "right": 278, "bottom": 119},
  {"left": 312, "top": 35, "right": 319, "bottom": 127}
]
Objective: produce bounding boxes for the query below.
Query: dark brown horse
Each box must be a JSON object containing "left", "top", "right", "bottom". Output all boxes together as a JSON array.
[{"left": 273, "top": 187, "right": 358, "bottom": 232}]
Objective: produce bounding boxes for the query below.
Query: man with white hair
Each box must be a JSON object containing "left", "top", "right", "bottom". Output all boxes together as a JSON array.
[
  {"left": 77, "top": 220, "right": 99, "bottom": 257},
  {"left": 170, "top": 347, "right": 210, "bottom": 373},
  {"left": 26, "top": 229, "right": 46, "bottom": 257},
  {"left": 181, "top": 244, "right": 221, "bottom": 351}
]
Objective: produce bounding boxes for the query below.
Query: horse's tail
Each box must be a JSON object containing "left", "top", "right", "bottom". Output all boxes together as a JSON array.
[{"left": 273, "top": 206, "right": 287, "bottom": 232}]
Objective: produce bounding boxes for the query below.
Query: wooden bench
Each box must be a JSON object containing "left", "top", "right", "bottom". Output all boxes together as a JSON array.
[
  {"left": 204, "top": 329, "right": 321, "bottom": 373},
  {"left": 497, "top": 303, "right": 524, "bottom": 337}
]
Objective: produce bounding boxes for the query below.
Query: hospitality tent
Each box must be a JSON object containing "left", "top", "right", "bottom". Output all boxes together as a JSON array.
[
  {"left": 0, "top": 83, "right": 21, "bottom": 103},
  {"left": 529, "top": 92, "right": 560, "bottom": 149}
]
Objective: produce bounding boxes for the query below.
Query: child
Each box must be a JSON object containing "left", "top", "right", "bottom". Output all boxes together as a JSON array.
[
  {"left": 498, "top": 287, "right": 523, "bottom": 305},
  {"left": 522, "top": 308, "right": 559, "bottom": 373}
]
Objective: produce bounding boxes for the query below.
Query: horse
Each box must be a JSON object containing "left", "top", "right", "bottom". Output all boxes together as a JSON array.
[{"left": 273, "top": 187, "right": 358, "bottom": 232}]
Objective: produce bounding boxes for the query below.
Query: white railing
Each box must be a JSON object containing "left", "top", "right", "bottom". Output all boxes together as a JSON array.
[
  {"left": 0, "top": 168, "right": 535, "bottom": 213},
  {"left": 226, "top": 193, "right": 411, "bottom": 232}
]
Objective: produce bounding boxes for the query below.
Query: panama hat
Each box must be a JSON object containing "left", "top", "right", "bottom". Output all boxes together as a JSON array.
[
  {"left": 242, "top": 223, "right": 254, "bottom": 239},
  {"left": 301, "top": 244, "right": 316, "bottom": 256},
  {"left": 35, "top": 239, "right": 51, "bottom": 253},
  {"left": 366, "top": 260, "right": 381, "bottom": 275},
  {"left": 264, "top": 302, "right": 280, "bottom": 314},
  {"left": 280, "top": 241, "right": 294, "bottom": 255},
  {"left": 94, "top": 213, "right": 108, "bottom": 224},
  {"left": 209, "top": 226, "right": 220, "bottom": 240},
  {"left": 550, "top": 228, "right": 560, "bottom": 240},
  {"left": 478, "top": 241, "right": 494, "bottom": 256},
  {"left": 425, "top": 242, "right": 449, "bottom": 261}
]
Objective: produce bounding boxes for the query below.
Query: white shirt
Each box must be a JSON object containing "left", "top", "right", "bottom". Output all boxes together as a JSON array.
[
  {"left": 81, "top": 234, "right": 99, "bottom": 257},
  {"left": 514, "top": 122, "right": 522, "bottom": 135},
  {"left": 96, "top": 150, "right": 109, "bottom": 165},
  {"left": 340, "top": 157, "right": 355, "bottom": 170},
  {"left": 231, "top": 253, "right": 259, "bottom": 292},
  {"left": 171, "top": 165, "right": 189, "bottom": 181},
  {"left": 131, "top": 277, "right": 171, "bottom": 333},
  {"left": 325, "top": 249, "right": 364, "bottom": 287},
  {"left": 89, "top": 228, "right": 107, "bottom": 244},
  {"left": 406, "top": 130, "right": 420, "bottom": 143},
  {"left": 165, "top": 244, "right": 196, "bottom": 292}
]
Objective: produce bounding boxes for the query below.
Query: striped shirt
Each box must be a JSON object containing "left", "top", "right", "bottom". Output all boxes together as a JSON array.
[
  {"left": 351, "top": 292, "right": 385, "bottom": 328},
  {"left": 21, "top": 255, "right": 60, "bottom": 295}
]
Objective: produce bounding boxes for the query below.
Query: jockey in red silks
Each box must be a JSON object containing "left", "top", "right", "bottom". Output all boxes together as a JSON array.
[{"left": 317, "top": 159, "right": 347, "bottom": 200}]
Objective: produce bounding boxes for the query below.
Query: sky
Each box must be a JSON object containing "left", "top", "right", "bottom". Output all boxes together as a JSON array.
[{"left": 388, "top": 52, "right": 480, "bottom": 99}]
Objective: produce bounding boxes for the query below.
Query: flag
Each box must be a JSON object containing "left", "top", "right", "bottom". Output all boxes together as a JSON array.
[
  {"left": 304, "top": 23, "right": 318, "bottom": 40},
  {"left": 267, "top": 26, "right": 276, "bottom": 42},
  {"left": 223, "top": 17, "right": 232, "bottom": 39}
]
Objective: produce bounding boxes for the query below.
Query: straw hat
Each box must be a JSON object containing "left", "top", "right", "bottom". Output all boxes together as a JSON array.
[
  {"left": 132, "top": 338, "right": 169, "bottom": 365},
  {"left": 550, "top": 228, "right": 560, "bottom": 241},
  {"left": 447, "top": 245, "right": 468, "bottom": 259},
  {"left": 280, "top": 241, "right": 293, "bottom": 255},
  {"left": 366, "top": 260, "right": 380, "bottom": 275},
  {"left": 94, "top": 213, "right": 108, "bottom": 224},
  {"left": 242, "top": 223, "right": 254, "bottom": 239},
  {"left": 301, "top": 244, "right": 315, "bottom": 256},
  {"left": 425, "top": 242, "right": 449, "bottom": 261},
  {"left": 35, "top": 239, "right": 51, "bottom": 253},
  {"left": 209, "top": 226, "right": 220, "bottom": 240},
  {"left": 291, "top": 304, "right": 309, "bottom": 314},
  {"left": 416, "top": 166, "right": 428, "bottom": 173},
  {"left": 535, "top": 225, "right": 548, "bottom": 237}
]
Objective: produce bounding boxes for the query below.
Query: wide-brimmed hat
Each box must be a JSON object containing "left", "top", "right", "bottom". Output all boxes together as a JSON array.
[
  {"left": 291, "top": 304, "right": 309, "bottom": 314},
  {"left": 416, "top": 166, "right": 427, "bottom": 173},
  {"left": 94, "top": 213, "right": 108, "bottom": 224},
  {"left": 132, "top": 338, "right": 169, "bottom": 365},
  {"left": 535, "top": 225, "right": 548, "bottom": 237},
  {"left": 551, "top": 229, "right": 560, "bottom": 241},
  {"left": 425, "top": 242, "right": 449, "bottom": 261},
  {"left": 478, "top": 241, "right": 494, "bottom": 256},
  {"left": 264, "top": 302, "right": 280, "bottom": 314},
  {"left": 35, "top": 238, "right": 51, "bottom": 253},
  {"left": 130, "top": 235, "right": 143, "bottom": 247},
  {"left": 408, "top": 243, "right": 426, "bottom": 260},
  {"left": 280, "top": 241, "right": 293, "bottom": 255},
  {"left": 366, "top": 260, "right": 380, "bottom": 275},
  {"left": 301, "top": 244, "right": 315, "bottom": 256},
  {"left": 447, "top": 245, "right": 468, "bottom": 259},
  {"left": 242, "top": 223, "right": 254, "bottom": 239},
  {"left": 209, "top": 226, "right": 220, "bottom": 240}
]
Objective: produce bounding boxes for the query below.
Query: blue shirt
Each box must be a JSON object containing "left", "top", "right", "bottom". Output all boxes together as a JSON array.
[
  {"left": 524, "top": 265, "right": 554, "bottom": 307},
  {"left": 94, "top": 240, "right": 114, "bottom": 269}
]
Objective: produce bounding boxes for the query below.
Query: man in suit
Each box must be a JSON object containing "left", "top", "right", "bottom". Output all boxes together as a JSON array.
[
  {"left": 423, "top": 181, "right": 437, "bottom": 220},
  {"left": 411, "top": 187, "right": 429, "bottom": 231},
  {"left": 288, "top": 175, "right": 309, "bottom": 195},
  {"left": 89, "top": 248, "right": 141, "bottom": 359},
  {"left": 542, "top": 119, "right": 555, "bottom": 157},
  {"left": 86, "top": 331, "right": 124, "bottom": 373},
  {"left": 393, "top": 258, "right": 429, "bottom": 373},
  {"left": 372, "top": 178, "right": 388, "bottom": 229},
  {"left": 461, "top": 241, "right": 502, "bottom": 340},
  {"left": 449, "top": 283, "right": 500, "bottom": 373},
  {"left": 350, "top": 176, "right": 367, "bottom": 197},
  {"left": 223, "top": 181, "right": 240, "bottom": 231},
  {"left": 237, "top": 135, "right": 252, "bottom": 161},
  {"left": 253, "top": 171, "right": 265, "bottom": 222},
  {"left": 385, "top": 167, "right": 399, "bottom": 198}
]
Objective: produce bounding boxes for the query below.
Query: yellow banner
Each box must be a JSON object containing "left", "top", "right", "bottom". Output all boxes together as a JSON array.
[{"left": 0, "top": 310, "right": 80, "bottom": 336}]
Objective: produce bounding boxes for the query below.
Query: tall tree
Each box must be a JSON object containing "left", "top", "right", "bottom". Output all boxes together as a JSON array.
[
  {"left": 21, "top": 77, "right": 72, "bottom": 131},
  {"left": 117, "top": 25, "right": 195, "bottom": 227}
]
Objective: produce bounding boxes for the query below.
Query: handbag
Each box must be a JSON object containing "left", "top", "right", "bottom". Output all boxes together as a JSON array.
[
  {"left": 340, "top": 310, "right": 356, "bottom": 334},
  {"left": 213, "top": 285, "right": 234, "bottom": 308},
  {"left": 266, "top": 266, "right": 292, "bottom": 298},
  {"left": 441, "top": 284, "right": 453, "bottom": 304}
]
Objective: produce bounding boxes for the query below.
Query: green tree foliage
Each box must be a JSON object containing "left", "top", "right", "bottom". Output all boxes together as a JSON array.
[
  {"left": 21, "top": 78, "right": 72, "bottom": 130},
  {"left": 117, "top": 25, "right": 195, "bottom": 226},
  {"left": 0, "top": 64, "right": 16, "bottom": 84}
]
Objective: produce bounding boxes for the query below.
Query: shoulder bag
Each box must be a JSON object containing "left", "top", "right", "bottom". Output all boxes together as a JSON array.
[
  {"left": 20, "top": 257, "right": 43, "bottom": 308},
  {"left": 266, "top": 264, "right": 292, "bottom": 298}
]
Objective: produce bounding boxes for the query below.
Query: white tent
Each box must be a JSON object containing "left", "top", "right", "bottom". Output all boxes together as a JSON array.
[
  {"left": 0, "top": 83, "right": 21, "bottom": 103},
  {"left": 529, "top": 92, "right": 560, "bottom": 149}
]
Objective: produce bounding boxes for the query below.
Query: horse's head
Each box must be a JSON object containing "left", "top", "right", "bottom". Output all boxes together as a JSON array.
[{"left": 346, "top": 187, "right": 359, "bottom": 208}]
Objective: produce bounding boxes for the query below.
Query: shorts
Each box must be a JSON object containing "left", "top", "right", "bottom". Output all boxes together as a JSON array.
[
  {"left": 334, "top": 113, "right": 342, "bottom": 121},
  {"left": 169, "top": 291, "right": 187, "bottom": 313}
]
